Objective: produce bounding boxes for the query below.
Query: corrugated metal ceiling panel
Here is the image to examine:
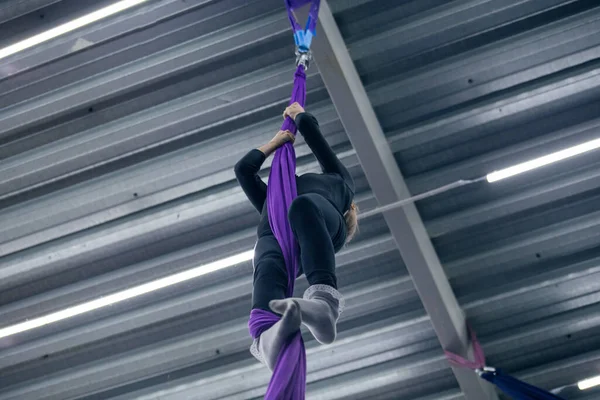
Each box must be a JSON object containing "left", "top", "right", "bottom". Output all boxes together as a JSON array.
[{"left": 0, "top": 0, "right": 599, "bottom": 399}]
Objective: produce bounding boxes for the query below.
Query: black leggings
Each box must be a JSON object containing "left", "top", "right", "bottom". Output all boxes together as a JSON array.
[{"left": 252, "top": 193, "right": 347, "bottom": 311}]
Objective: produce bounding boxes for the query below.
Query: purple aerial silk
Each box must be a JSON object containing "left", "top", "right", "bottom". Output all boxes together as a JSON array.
[
  {"left": 267, "top": 66, "right": 306, "bottom": 294},
  {"left": 248, "top": 309, "right": 306, "bottom": 399},
  {"left": 248, "top": 65, "right": 308, "bottom": 400},
  {"left": 247, "top": 1, "right": 320, "bottom": 398}
]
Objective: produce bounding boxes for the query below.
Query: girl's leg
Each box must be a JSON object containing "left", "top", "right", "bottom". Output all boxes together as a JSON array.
[
  {"left": 287, "top": 193, "right": 347, "bottom": 287},
  {"left": 271, "top": 194, "right": 346, "bottom": 344},
  {"left": 251, "top": 235, "right": 301, "bottom": 371},
  {"left": 252, "top": 235, "right": 288, "bottom": 311}
]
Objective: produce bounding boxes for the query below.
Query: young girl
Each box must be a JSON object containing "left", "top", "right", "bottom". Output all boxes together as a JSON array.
[{"left": 234, "top": 102, "right": 357, "bottom": 370}]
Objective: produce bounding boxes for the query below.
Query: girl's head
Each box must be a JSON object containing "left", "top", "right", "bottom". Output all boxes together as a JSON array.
[{"left": 344, "top": 202, "right": 359, "bottom": 243}]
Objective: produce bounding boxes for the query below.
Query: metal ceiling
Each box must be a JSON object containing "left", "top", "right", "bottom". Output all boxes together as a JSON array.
[{"left": 1, "top": 0, "right": 600, "bottom": 399}]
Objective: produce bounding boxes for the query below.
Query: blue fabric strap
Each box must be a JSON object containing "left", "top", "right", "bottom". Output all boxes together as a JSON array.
[{"left": 285, "top": 0, "right": 320, "bottom": 51}]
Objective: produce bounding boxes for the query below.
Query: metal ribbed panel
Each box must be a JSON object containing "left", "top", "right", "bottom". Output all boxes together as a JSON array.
[
  {"left": 0, "top": 0, "right": 599, "bottom": 399},
  {"left": 0, "top": 0, "right": 62, "bottom": 24}
]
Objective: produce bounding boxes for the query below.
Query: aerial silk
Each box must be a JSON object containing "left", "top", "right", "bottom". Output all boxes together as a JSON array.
[
  {"left": 445, "top": 326, "right": 566, "bottom": 400},
  {"left": 247, "top": 1, "right": 320, "bottom": 399},
  {"left": 480, "top": 370, "right": 566, "bottom": 400}
]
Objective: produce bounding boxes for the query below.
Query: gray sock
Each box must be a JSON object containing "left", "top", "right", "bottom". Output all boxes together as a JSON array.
[
  {"left": 270, "top": 285, "right": 344, "bottom": 345},
  {"left": 257, "top": 300, "right": 302, "bottom": 371}
]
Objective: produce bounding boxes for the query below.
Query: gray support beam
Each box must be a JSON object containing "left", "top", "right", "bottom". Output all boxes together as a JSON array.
[{"left": 298, "top": 2, "right": 499, "bottom": 399}]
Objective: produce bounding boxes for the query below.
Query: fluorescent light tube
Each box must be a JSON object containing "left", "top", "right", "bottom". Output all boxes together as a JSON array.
[
  {"left": 487, "top": 138, "right": 600, "bottom": 183},
  {"left": 579, "top": 375, "right": 600, "bottom": 390},
  {"left": 0, "top": 249, "right": 254, "bottom": 339},
  {"left": 0, "top": 0, "right": 150, "bottom": 61}
]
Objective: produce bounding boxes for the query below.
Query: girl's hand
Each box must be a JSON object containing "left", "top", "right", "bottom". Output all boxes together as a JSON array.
[
  {"left": 283, "top": 102, "right": 305, "bottom": 121},
  {"left": 270, "top": 130, "right": 295, "bottom": 148}
]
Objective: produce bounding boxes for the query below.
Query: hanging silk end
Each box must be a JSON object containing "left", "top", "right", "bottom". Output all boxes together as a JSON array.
[{"left": 248, "top": 309, "right": 307, "bottom": 400}]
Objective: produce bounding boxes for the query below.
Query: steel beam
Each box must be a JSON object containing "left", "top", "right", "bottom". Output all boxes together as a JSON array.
[{"left": 298, "top": 2, "right": 498, "bottom": 398}]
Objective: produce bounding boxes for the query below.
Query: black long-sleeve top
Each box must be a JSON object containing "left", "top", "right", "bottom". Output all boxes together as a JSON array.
[{"left": 234, "top": 112, "right": 355, "bottom": 238}]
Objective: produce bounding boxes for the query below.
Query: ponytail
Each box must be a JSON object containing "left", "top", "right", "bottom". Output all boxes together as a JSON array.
[{"left": 344, "top": 202, "right": 359, "bottom": 243}]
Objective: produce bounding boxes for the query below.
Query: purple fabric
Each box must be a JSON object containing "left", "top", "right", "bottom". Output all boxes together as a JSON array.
[
  {"left": 249, "top": 309, "right": 307, "bottom": 399},
  {"left": 268, "top": 66, "right": 306, "bottom": 295},
  {"left": 285, "top": 0, "right": 321, "bottom": 33},
  {"left": 247, "top": 65, "right": 307, "bottom": 399}
]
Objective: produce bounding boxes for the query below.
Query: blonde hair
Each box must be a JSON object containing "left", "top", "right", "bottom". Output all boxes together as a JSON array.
[{"left": 344, "top": 202, "right": 359, "bottom": 243}]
